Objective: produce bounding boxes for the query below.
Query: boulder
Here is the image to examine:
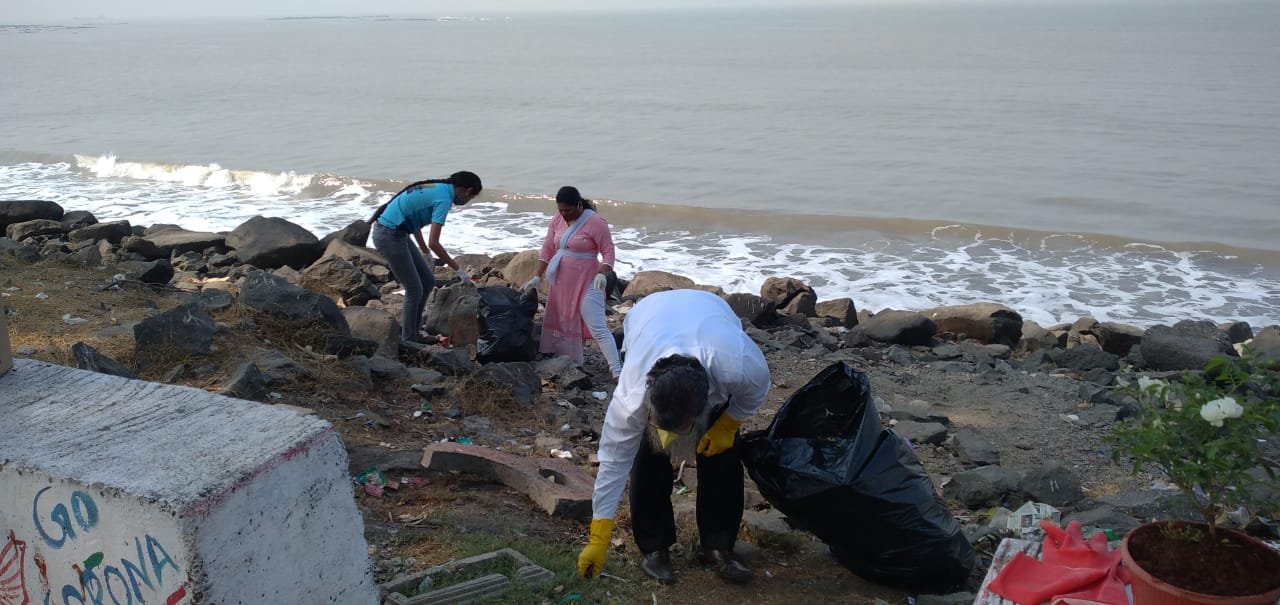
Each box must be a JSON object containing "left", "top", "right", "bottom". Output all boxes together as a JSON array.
[
  {"left": 68, "top": 220, "right": 132, "bottom": 244},
  {"left": 815, "top": 298, "right": 858, "bottom": 328},
  {"left": 1050, "top": 344, "right": 1119, "bottom": 372},
  {"left": 1018, "top": 319, "right": 1062, "bottom": 353},
  {"left": 759, "top": 276, "right": 813, "bottom": 307},
  {"left": 422, "top": 348, "right": 480, "bottom": 377},
  {"left": 425, "top": 284, "right": 478, "bottom": 340},
  {"left": 893, "top": 420, "right": 948, "bottom": 445},
  {"left": 501, "top": 250, "right": 542, "bottom": 289},
  {"left": 60, "top": 210, "right": 98, "bottom": 230},
  {"left": 465, "top": 361, "right": 542, "bottom": 405},
  {"left": 300, "top": 255, "right": 380, "bottom": 306},
  {"left": 71, "top": 342, "right": 137, "bottom": 379},
  {"left": 951, "top": 428, "right": 1000, "bottom": 467},
  {"left": 66, "top": 243, "right": 102, "bottom": 267},
  {"left": 5, "top": 218, "right": 63, "bottom": 241},
  {"left": 321, "top": 334, "right": 379, "bottom": 358},
  {"left": 781, "top": 291, "right": 817, "bottom": 317},
  {"left": 1248, "top": 326, "right": 1280, "bottom": 363},
  {"left": 622, "top": 270, "right": 695, "bottom": 298},
  {"left": 1138, "top": 320, "right": 1236, "bottom": 371},
  {"left": 1019, "top": 463, "right": 1084, "bottom": 507},
  {"left": 722, "top": 292, "right": 777, "bottom": 328},
  {"left": 0, "top": 237, "right": 39, "bottom": 262},
  {"left": 944, "top": 465, "right": 1021, "bottom": 508},
  {"left": 0, "top": 200, "right": 63, "bottom": 233},
  {"left": 226, "top": 216, "right": 322, "bottom": 269},
  {"left": 861, "top": 310, "right": 936, "bottom": 346},
  {"left": 321, "top": 238, "right": 388, "bottom": 272},
  {"left": 1093, "top": 321, "right": 1144, "bottom": 356},
  {"left": 318, "top": 219, "right": 370, "bottom": 249},
  {"left": 133, "top": 304, "right": 216, "bottom": 365},
  {"left": 342, "top": 306, "right": 400, "bottom": 357},
  {"left": 239, "top": 270, "right": 349, "bottom": 333},
  {"left": 119, "top": 234, "right": 168, "bottom": 260},
  {"left": 117, "top": 259, "right": 175, "bottom": 285},
  {"left": 142, "top": 225, "right": 226, "bottom": 256},
  {"left": 1219, "top": 321, "right": 1253, "bottom": 344},
  {"left": 221, "top": 362, "right": 269, "bottom": 400},
  {"left": 925, "top": 303, "right": 1023, "bottom": 347}
]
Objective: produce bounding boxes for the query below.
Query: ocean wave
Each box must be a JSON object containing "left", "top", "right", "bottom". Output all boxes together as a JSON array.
[{"left": 3, "top": 157, "right": 1278, "bottom": 328}]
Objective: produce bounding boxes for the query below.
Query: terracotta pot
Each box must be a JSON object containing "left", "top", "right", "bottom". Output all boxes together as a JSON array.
[{"left": 1121, "top": 521, "right": 1280, "bottom": 605}]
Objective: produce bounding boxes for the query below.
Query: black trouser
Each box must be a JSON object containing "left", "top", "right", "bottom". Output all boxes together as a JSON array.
[{"left": 629, "top": 433, "right": 744, "bottom": 554}]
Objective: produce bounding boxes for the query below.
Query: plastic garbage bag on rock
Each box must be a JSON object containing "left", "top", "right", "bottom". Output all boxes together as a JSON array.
[
  {"left": 740, "top": 362, "right": 975, "bottom": 592},
  {"left": 476, "top": 286, "right": 538, "bottom": 363}
]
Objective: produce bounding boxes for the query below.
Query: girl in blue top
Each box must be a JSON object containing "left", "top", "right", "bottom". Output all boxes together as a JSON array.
[{"left": 370, "top": 170, "right": 481, "bottom": 344}]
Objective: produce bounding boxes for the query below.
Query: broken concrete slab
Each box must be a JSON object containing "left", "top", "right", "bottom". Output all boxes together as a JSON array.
[
  {"left": 421, "top": 442, "right": 593, "bottom": 520},
  {"left": 381, "top": 548, "right": 553, "bottom": 605}
]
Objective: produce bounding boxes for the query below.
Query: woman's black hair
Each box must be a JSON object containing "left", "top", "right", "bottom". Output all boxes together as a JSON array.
[
  {"left": 556, "top": 185, "right": 596, "bottom": 212},
  {"left": 645, "top": 355, "right": 709, "bottom": 430},
  {"left": 370, "top": 170, "right": 483, "bottom": 223}
]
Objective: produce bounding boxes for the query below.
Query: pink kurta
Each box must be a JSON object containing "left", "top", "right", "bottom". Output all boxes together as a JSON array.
[{"left": 538, "top": 212, "right": 616, "bottom": 362}]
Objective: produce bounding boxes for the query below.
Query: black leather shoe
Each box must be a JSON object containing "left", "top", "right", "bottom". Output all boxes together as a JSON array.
[
  {"left": 639, "top": 549, "right": 677, "bottom": 584},
  {"left": 698, "top": 546, "right": 753, "bottom": 584}
]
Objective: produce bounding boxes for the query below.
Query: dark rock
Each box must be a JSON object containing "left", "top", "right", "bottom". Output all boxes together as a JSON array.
[
  {"left": 1138, "top": 320, "right": 1237, "bottom": 371},
  {"left": 194, "top": 288, "right": 235, "bottom": 313},
  {"left": 346, "top": 444, "right": 425, "bottom": 476},
  {"left": 1063, "top": 506, "right": 1141, "bottom": 534},
  {"left": 239, "top": 270, "right": 349, "bottom": 333},
  {"left": 421, "top": 347, "right": 480, "bottom": 377},
  {"left": 1082, "top": 368, "right": 1115, "bottom": 386},
  {"left": 319, "top": 219, "right": 371, "bottom": 249},
  {"left": 342, "top": 306, "right": 400, "bottom": 357},
  {"left": 466, "top": 361, "right": 542, "bottom": 405},
  {"left": 535, "top": 356, "right": 593, "bottom": 390},
  {"left": 253, "top": 348, "right": 307, "bottom": 384},
  {"left": 1019, "top": 463, "right": 1084, "bottom": 507},
  {"left": 1018, "top": 319, "right": 1061, "bottom": 354},
  {"left": 321, "top": 238, "right": 388, "bottom": 272},
  {"left": 0, "top": 200, "right": 63, "bottom": 233},
  {"left": 1100, "top": 489, "right": 1199, "bottom": 521},
  {"left": 781, "top": 291, "right": 817, "bottom": 317},
  {"left": 861, "top": 310, "right": 936, "bottom": 346},
  {"left": 1248, "top": 326, "right": 1280, "bottom": 363},
  {"left": 893, "top": 420, "right": 948, "bottom": 445},
  {"left": 6, "top": 219, "right": 63, "bottom": 241},
  {"left": 840, "top": 326, "right": 873, "bottom": 348},
  {"left": 932, "top": 343, "right": 963, "bottom": 359},
  {"left": 60, "top": 211, "right": 98, "bottom": 230},
  {"left": 321, "top": 334, "right": 379, "bottom": 358},
  {"left": 945, "top": 465, "right": 1021, "bottom": 508},
  {"left": 1050, "top": 344, "right": 1119, "bottom": 372},
  {"left": 68, "top": 220, "right": 131, "bottom": 244},
  {"left": 952, "top": 428, "right": 1000, "bottom": 466},
  {"left": 226, "top": 215, "right": 322, "bottom": 269},
  {"left": 814, "top": 297, "right": 858, "bottom": 328},
  {"left": 71, "top": 342, "right": 138, "bottom": 379},
  {"left": 118, "top": 235, "right": 167, "bottom": 260},
  {"left": 141, "top": 225, "right": 226, "bottom": 256},
  {"left": 365, "top": 355, "right": 410, "bottom": 381},
  {"left": 222, "top": 362, "right": 269, "bottom": 400},
  {"left": 133, "top": 304, "right": 216, "bottom": 365},
  {"left": 301, "top": 255, "right": 380, "bottom": 306},
  {"left": 1094, "top": 322, "right": 1144, "bottom": 356},
  {"left": 66, "top": 244, "right": 102, "bottom": 267},
  {"left": 0, "top": 237, "right": 39, "bottom": 262},
  {"left": 925, "top": 303, "right": 1023, "bottom": 347},
  {"left": 1219, "top": 321, "right": 1253, "bottom": 344},
  {"left": 887, "top": 345, "right": 915, "bottom": 365},
  {"left": 117, "top": 259, "right": 174, "bottom": 284},
  {"left": 722, "top": 292, "right": 778, "bottom": 328},
  {"left": 759, "top": 276, "right": 814, "bottom": 309}
]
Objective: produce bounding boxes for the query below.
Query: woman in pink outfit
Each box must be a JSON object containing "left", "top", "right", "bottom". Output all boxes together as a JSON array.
[{"left": 523, "top": 186, "right": 623, "bottom": 378}]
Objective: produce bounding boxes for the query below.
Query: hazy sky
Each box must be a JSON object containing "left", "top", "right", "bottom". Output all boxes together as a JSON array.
[{"left": 2, "top": 0, "right": 881, "bottom": 22}]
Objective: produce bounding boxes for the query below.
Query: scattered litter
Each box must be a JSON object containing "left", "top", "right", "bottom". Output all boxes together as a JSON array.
[
  {"left": 413, "top": 411, "right": 423, "bottom": 418},
  {"left": 268, "top": 392, "right": 282, "bottom": 399},
  {"left": 675, "top": 486, "right": 689, "bottom": 495},
  {"left": 559, "top": 423, "right": 571, "bottom": 432},
  {"left": 354, "top": 466, "right": 388, "bottom": 498},
  {"left": 592, "top": 391, "right": 608, "bottom": 400},
  {"left": 61, "top": 313, "right": 87, "bottom": 325},
  {"left": 363, "top": 483, "right": 385, "bottom": 497},
  {"left": 556, "top": 400, "right": 575, "bottom": 409},
  {"left": 457, "top": 437, "right": 473, "bottom": 445},
  {"left": 765, "top": 570, "right": 774, "bottom": 578},
  {"left": 35, "top": 292, "right": 48, "bottom": 300},
  {"left": 559, "top": 592, "right": 583, "bottom": 601},
  {"left": 598, "top": 571, "right": 630, "bottom": 583},
  {"left": 1059, "top": 413, "right": 1080, "bottom": 424},
  {"left": 1008, "top": 501, "right": 1061, "bottom": 536},
  {"left": 549, "top": 449, "right": 573, "bottom": 459}
]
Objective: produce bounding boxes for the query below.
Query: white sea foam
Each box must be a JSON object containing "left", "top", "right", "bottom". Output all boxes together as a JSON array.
[{"left": 3, "top": 159, "right": 1278, "bottom": 328}]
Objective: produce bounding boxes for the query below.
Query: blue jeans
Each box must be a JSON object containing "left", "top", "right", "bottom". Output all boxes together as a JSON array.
[{"left": 371, "top": 222, "right": 435, "bottom": 341}]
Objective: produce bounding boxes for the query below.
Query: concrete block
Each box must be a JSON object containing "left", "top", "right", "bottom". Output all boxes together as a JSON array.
[
  {"left": 421, "top": 443, "right": 593, "bottom": 520},
  {"left": 380, "top": 548, "right": 553, "bottom": 605},
  {"left": 0, "top": 359, "right": 377, "bottom": 605}
]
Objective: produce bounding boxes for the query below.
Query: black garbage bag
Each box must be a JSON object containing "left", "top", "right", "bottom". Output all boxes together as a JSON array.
[
  {"left": 740, "top": 362, "right": 975, "bottom": 592},
  {"left": 476, "top": 286, "right": 538, "bottom": 363}
]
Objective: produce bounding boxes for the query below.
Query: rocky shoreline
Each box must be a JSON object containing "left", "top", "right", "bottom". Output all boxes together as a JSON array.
[{"left": 4, "top": 199, "right": 1279, "bottom": 597}]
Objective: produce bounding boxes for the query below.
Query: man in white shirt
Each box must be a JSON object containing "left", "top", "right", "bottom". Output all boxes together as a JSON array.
[{"left": 576, "top": 289, "right": 771, "bottom": 585}]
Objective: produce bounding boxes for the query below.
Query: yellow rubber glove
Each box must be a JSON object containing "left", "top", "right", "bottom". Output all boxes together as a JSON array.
[
  {"left": 577, "top": 518, "right": 614, "bottom": 578},
  {"left": 697, "top": 413, "right": 742, "bottom": 457}
]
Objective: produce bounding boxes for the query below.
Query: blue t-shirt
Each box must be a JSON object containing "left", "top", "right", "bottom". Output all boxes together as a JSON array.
[{"left": 377, "top": 183, "right": 455, "bottom": 232}]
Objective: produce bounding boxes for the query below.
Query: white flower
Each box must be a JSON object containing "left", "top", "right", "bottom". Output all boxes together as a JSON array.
[
  {"left": 1137, "top": 377, "right": 1167, "bottom": 391},
  {"left": 1200, "top": 397, "right": 1244, "bottom": 427}
]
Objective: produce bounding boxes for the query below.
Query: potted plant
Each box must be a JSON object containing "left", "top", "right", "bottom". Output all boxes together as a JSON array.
[{"left": 1108, "top": 352, "right": 1280, "bottom": 604}]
